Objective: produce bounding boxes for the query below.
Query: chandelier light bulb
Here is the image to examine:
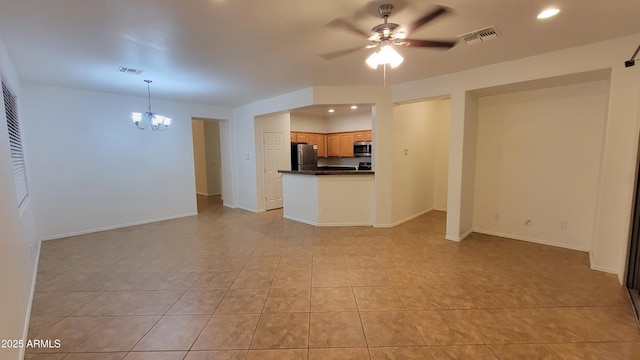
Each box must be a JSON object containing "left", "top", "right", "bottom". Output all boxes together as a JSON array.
[{"left": 131, "top": 112, "right": 142, "bottom": 124}]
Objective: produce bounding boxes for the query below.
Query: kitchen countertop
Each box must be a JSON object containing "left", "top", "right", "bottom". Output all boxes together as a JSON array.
[{"left": 278, "top": 169, "right": 374, "bottom": 176}]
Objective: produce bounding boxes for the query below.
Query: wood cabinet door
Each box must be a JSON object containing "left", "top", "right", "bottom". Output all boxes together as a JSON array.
[
  {"left": 364, "top": 130, "right": 372, "bottom": 141},
  {"left": 307, "top": 133, "right": 323, "bottom": 157},
  {"left": 327, "top": 134, "right": 340, "bottom": 157},
  {"left": 353, "top": 131, "right": 366, "bottom": 142},
  {"left": 339, "top": 133, "right": 354, "bottom": 157},
  {"left": 290, "top": 132, "right": 297, "bottom": 142},
  {"left": 296, "top": 132, "right": 309, "bottom": 143},
  {"left": 313, "top": 134, "right": 327, "bottom": 158}
]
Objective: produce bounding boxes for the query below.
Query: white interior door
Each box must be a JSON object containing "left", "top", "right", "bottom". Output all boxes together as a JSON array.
[{"left": 264, "top": 132, "right": 287, "bottom": 210}]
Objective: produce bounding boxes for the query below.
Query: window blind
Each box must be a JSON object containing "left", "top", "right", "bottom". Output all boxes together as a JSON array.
[{"left": 3, "top": 81, "right": 28, "bottom": 208}]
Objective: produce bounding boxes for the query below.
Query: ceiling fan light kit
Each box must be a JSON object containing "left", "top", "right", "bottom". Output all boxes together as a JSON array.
[
  {"left": 322, "top": 3, "right": 457, "bottom": 71},
  {"left": 366, "top": 45, "right": 404, "bottom": 69}
]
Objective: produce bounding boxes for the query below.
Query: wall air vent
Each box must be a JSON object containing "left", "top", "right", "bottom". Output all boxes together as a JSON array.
[
  {"left": 457, "top": 26, "right": 499, "bottom": 45},
  {"left": 117, "top": 66, "right": 144, "bottom": 75}
]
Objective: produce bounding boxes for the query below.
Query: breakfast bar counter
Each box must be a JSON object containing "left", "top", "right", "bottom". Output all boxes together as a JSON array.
[{"left": 279, "top": 170, "right": 374, "bottom": 226}]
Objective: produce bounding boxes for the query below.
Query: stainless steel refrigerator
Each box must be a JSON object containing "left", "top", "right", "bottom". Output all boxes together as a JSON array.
[{"left": 291, "top": 143, "right": 317, "bottom": 171}]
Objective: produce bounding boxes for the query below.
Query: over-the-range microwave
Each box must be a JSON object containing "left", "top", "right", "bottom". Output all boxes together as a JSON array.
[{"left": 354, "top": 141, "right": 372, "bottom": 157}]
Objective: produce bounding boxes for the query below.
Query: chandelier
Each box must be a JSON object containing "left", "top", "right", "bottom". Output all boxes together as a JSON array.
[{"left": 131, "top": 80, "right": 171, "bottom": 131}]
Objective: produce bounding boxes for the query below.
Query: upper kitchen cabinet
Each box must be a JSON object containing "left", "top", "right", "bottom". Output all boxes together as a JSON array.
[
  {"left": 327, "top": 134, "right": 340, "bottom": 157},
  {"left": 326, "top": 132, "right": 356, "bottom": 157},
  {"left": 339, "top": 133, "right": 354, "bottom": 157},
  {"left": 291, "top": 131, "right": 327, "bottom": 157},
  {"left": 365, "top": 131, "right": 372, "bottom": 141},
  {"left": 353, "top": 130, "right": 372, "bottom": 142},
  {"left": 295, "top": 132, "right": 309, "bottom": 143},
  {"left": 309, "top": 133, "right": 327, "bottom": 158}
]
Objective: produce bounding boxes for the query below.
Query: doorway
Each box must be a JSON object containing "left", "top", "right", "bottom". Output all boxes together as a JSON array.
[{"left": 192, "top": 118, "right": 223, "bottom": 212}]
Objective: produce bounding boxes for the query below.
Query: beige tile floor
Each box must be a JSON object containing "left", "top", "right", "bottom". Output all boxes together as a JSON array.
[{"left": 25, "top": 195, "right": 640, "bottom": 359}]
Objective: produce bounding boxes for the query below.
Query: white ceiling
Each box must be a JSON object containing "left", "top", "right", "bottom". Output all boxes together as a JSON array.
[{"left": 0, "top": 0, "right": 639, "bottom": 107}]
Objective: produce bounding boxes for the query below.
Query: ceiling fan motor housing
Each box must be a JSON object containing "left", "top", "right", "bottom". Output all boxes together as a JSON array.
[
  {"left": 371, "top": 4, "right": 401, "bottom": 41},
  {"left": 378, "top": 4, "right": 394, "bottom": 18}
]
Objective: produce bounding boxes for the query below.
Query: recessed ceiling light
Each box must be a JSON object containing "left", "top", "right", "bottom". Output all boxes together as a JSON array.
[
  {"left": 328, "top": 109, "right": 335, "bottom": 113},
  {"left": 537, "top": 8, "right": 560, "bottom": 19},
  {"left": 351, "top": 105, "right": 358, "bottom": 110}
]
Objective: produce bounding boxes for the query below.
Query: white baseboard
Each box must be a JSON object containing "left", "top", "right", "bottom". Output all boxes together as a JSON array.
[
  {"left": 590, "top": 263, "right": 623, "bottom": 281},
  {"left": 445, "top": 228, "right": 473, "bottom": 242},
  {"left": 20, "top": 240, "right": 41, "bottom": 359},
  {"left": 41, "top": 212, "right": 198, "bottom": 241},
  {"left": 375, "top": 208, "right": 437, "bottom": 228},
  {"left": 283, "top": 215, "right": 319, "bottom": 227},
  {"left": 237, "top": 205, "right": 258, "bottom": 213},
  {"left": 385, "top": 208, "right": 435, "bottom": 228},
  {"left": 472, "top": 228, "right": 590, "bottom": 252},
  {"left": 222, "top": 202, "right": 237, "bottom": 209},
  {"left": 196, "top": 192, "right": 222, "bottom": 196},
  {"left": 283, "top": 215, "right": 372, "bottom": 227}
]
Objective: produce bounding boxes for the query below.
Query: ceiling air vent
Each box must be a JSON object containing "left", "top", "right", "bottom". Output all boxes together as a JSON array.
[
  {"left": 117, "top": 66, "right": 144, "bottom": 75},
  {"left": 458, "top": 26, "right": 499, "bottom": 45}
]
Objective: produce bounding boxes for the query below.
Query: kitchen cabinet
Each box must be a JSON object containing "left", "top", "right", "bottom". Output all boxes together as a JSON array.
[
  {"left": 308, "top": 133, "right": 327, "bottom": 158},
  {"left": 290, "top": 132, "right": 297, "bottom": 142},
  {"left": 327, "top": 134, "right": 340, "bottom": 157},
  {"left": 353, "top": 131, "right": 372, "bottom": 142},
  {"left": 353, "top": 132, "right": 366, "bottom": 142},
  {"left": 339, "top": 133, "right": 354, "bottom": 157},
  {"left": 296, "top": 132, "right": 309, "bottom": 143},
  {"left": 364, "top": 130, "right": 372, "bottom": 141},
  {"left": 294, "top": 130, "right": 370, "bottom": 158}
]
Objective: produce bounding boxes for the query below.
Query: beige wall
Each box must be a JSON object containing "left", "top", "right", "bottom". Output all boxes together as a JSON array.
[
  {"left": 392, "top": 99, "right": 450, "bottom": 223},
  {"left": 192, "top": 119, "right": 223, "bottom": 196},
  {"left": 473, "top": 80, "right": 609, "bottom": 251},
  {"left": 393, "top": 34, "right": 640, "bottom": 280},
  {"left": 192, "top": 119, "right": 207, "bottom": 195},
  {"left": 290, "top": 113, "right": 327, "bottom": 133},
  {"left": 326, "top": 112, "right": 372, "bottom": 133},
  {"left": 434, "top": 100, "right": 451, "bottom": 211},
  {"left": 204, "top": 121, "right": 222, "bottom": 195}
]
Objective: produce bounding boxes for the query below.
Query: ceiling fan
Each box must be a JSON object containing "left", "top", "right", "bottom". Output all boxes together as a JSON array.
[{"left": 321, "top": 3, "right": 457, "bottom": 68}]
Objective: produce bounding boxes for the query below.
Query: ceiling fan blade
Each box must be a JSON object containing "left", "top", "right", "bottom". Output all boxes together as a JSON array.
[
  {"left": 320, "top": 46, "right": 370, "bottom": 60},
  {"left": 402, "top": 38, "right": 457, "bottom": 49},
  {"left": 407, "top": 6, "right": 451, "bottom": 34},
  {"left": 326, "top": 18, "right": 369, "bottom": 38}
]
